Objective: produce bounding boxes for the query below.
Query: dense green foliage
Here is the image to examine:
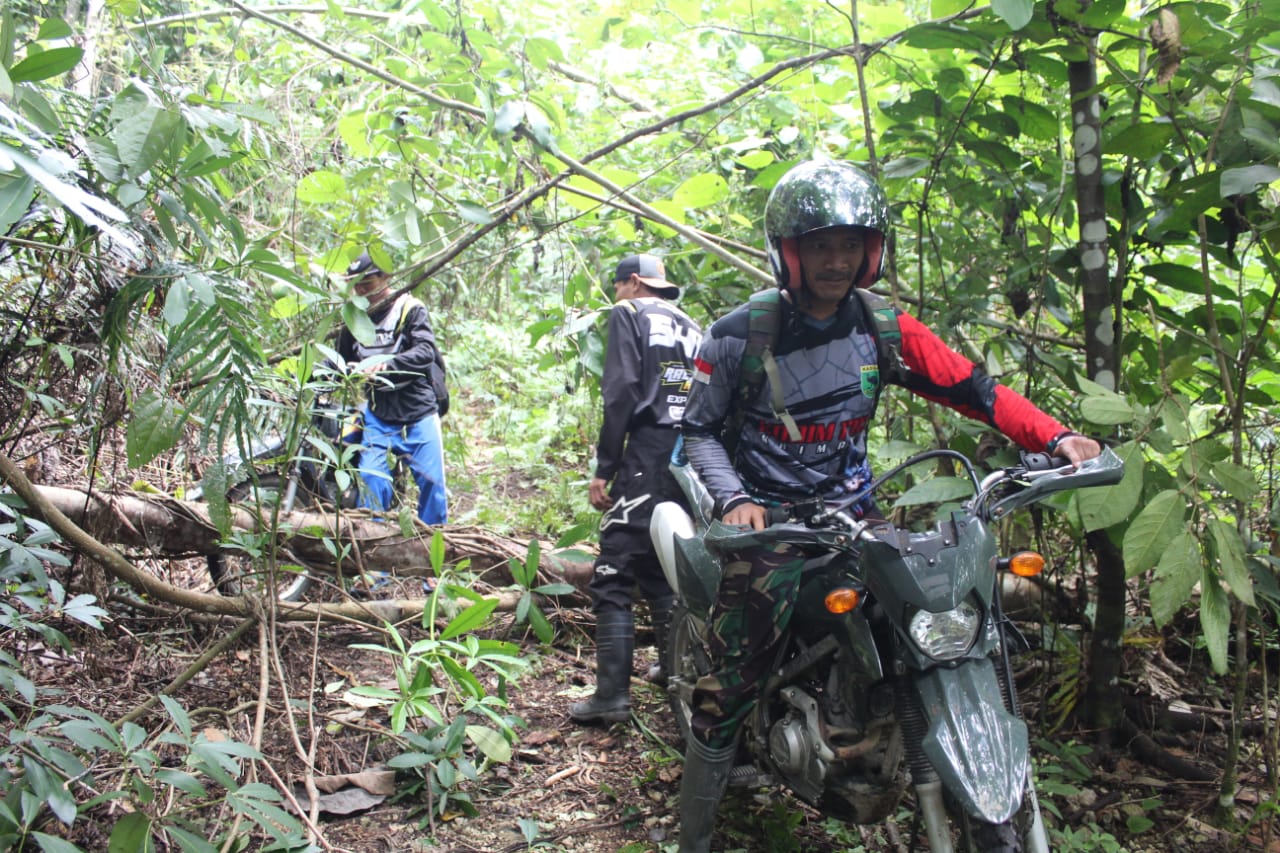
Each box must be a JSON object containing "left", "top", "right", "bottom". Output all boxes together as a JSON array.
[{"left": 2, "top": 0, "right": 1280, "bottom": 848}]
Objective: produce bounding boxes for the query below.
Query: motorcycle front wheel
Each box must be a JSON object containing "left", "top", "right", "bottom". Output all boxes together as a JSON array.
[
  {"left": 666, "top": 604, "right": 714, "bottom": 746},
  {"left": 206, "top": 474, "right": 315, "bottom": 602},
  {"left": 944, "top": 780, "right": 1046, "bottom": 853}
]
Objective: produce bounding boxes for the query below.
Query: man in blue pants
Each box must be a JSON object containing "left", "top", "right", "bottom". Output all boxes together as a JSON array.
[{"left": 336, "top": 252, "right": 448, "bottom": 526}]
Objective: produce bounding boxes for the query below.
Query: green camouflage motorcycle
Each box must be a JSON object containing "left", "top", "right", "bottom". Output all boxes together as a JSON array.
[{"left": 650, "top": 445, "right": 1124, "bottom": 852}]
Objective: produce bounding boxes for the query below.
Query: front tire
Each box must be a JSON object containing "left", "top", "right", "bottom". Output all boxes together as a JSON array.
[
  {"left": 666, "top": 604, "right": 713, "bottom": 747},
  {"left": 206, "top": 474, "right": 315, "bottom": 602}
]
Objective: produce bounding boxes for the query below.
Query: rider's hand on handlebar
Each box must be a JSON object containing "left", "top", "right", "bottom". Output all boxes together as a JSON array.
[
  {"left": 1052, "top": 434, "right": 1102, "bottom": 467},
  {"left": 724, "top": 501, "right": 769, "bottom": 530}
]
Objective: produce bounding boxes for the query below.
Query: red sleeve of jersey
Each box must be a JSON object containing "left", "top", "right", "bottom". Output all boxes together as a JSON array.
[{"left": 895, "top": 311, "right": 1066, "bottom": 452}]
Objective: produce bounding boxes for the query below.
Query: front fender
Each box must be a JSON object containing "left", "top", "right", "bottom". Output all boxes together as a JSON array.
[{"left": 912, "top": 659, "right": 1028, "bottom": 823}]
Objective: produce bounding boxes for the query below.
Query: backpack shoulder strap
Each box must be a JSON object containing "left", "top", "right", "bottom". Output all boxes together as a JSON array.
[
  {"left": 854, "top": 288, "right": 909, "bottom": 388},
  {"left": 725, "top": 289, "right": 800, "bottom": 458}
]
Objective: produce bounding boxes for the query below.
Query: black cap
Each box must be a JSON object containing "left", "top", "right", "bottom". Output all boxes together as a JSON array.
[
  {"left": 613, "top": 253, "right": 678, "bottom": 298},
  {"left": 345, "top": 252, "right": 386, "bottom": 280}
]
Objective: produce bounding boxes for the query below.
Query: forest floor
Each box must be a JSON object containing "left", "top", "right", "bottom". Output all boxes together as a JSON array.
[
  {"left": 40, "top": 571, "right": 1278, "bottom": 853},
  {"left": 14, "top": 432, "right": 1278, "bottom": 853}
]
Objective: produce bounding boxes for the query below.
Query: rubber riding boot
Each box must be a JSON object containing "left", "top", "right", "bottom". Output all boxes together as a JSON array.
[
  {"left": 677, "top": 736, "right": 736, "bottom": 853},
  {"left": 645, "top": 596, "right": 673, "bottom": 686},
  {"left": 569, "top": 610, "right": 634, "bottom": 724}
]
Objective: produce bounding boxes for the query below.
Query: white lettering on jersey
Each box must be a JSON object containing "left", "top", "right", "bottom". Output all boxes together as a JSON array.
[{"left": 648, "top": 314, "right": 701, "bottom": 358}]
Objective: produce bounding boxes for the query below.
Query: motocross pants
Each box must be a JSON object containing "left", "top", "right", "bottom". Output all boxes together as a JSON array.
[
  {"left": 356, "top": 407, "right": 448, "bottom": 525},
  {"left": 689, "top": 541, "right": 807, "bottom": 749},
  {"left": 588, "top": 425, "right": 680, "bottom": 614}
]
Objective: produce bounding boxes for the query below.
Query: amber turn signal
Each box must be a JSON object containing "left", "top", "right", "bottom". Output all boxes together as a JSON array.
[
  {"left": 1008, "top": 551, "right": 1045, "bottom": 577},
  {"left": 824, "top": 587, "right": 861, "bottom": 614}
]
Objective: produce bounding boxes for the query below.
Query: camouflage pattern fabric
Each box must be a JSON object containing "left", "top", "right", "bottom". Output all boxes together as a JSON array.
[{"left": 689, "top": 541, "right": 807, "bottom": 749}]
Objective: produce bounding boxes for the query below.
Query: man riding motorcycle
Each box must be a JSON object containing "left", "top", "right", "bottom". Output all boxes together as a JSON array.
[{"left": 674, "top": 159, "right": 1100, "bottom": 852}]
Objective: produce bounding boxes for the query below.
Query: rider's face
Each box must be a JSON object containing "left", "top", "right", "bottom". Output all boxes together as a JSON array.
[{"left": 796, "top": 226, "right": 866, "bottom": 319}]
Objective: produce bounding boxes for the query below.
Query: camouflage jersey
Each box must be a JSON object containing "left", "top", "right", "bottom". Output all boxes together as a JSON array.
[{"left": 681, "top": 291, "right": 1066, "bottom": 513}]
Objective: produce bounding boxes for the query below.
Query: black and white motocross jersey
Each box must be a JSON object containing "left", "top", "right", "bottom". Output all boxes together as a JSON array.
[{"left": 594, "top": 297, "right": 702, "bottom": 482}]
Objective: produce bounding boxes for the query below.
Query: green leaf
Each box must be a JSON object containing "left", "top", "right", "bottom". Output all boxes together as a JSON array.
[
  {"left": 1220, "top": 164, "right": 1280, "bottom": 197},
  {"left": 528, "top": 602, "right": 554, "bottom": 644},
  {"left": 1150, "top": 532, "right": 1200, "bottom": 627},
  {"left": 1199, "top": 566, "right": 1230, "bottom": 675},
  {"left": 465, "top": 724, "right": 513, "bottom": 762},
  {"left": 1074, "top": 442, "right": 1143, "bottom": 531},
  {"left": 108, "top": 812, "right": 155, "bottom": 853},
  {"left": 112, "top": 106, "right": 184, "bottom": 179},
  {"left": 1209, "top": 519, "right": 1255, "bottom": 607},
  {"left": 8, "top": 46, "right": 83, "bottom": 82},
  {"left": 673, "top": 172, "right": 730, "bottom": 209},
  {"left": 456, "top": 200, "right": 495, "bottom": 224},
  {"left": 891, "top": 476, "right": 972, "bottom": 507},
  {"left": 126, "top": 391, "right": 185, "bottom": 468},
  {"left": 1000, "top": 96, "right": 1058, "bottom": 140},
  {"left": 342, "top": 301, "right": 377, "bottom": 345},
  {"left": 1107, "top": 122, "right": 1176, "bottom": 159},
  {"left": 31, "top": 833, "right": 86, "bottom": 853},
  {"left": 296, "top": 169, "right": 347, "bottom": 204},
  {"left": 991, "top": 0, "right": 1034, "bottom": 30},
  {"left": 1122, "top": 490, "right": 1187, "bottom": 577},
  {"left": 440, "top": 599, "right": 498, "bottom": 640},
  {"left": 1079, "top": 391, "right": 1134, "bottom": 425},
  {"left": 1142, "top": 262, "right": 1204, "bottom": 294},
  {"left": 37, "top": 18, "right": 75, "bottom": 39},
  {"left": 0, "top": 175, "right": 36, "bottom": 236},
  {"left": 1210, "top": 460, "right": 1259, "bottom": 502}
]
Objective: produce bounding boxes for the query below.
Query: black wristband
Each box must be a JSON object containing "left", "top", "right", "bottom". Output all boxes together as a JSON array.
[{"left": 1046, "top": 430, "right": 1084, "bottom": 453}]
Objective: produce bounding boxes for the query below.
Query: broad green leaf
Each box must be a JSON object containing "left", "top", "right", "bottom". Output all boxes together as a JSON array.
[
  {"left": 1142, "top": 262, "right": 1204, "bottom": 294},
  {"left": 112, "top": 106, "right": 184, "bottom": 179},
  {"left": 1220, "top": 164, "right": 1280, "bottom": 197},
  {"left": 162, "top": 275, "right": 191, "bottom": 326},
  {"left": 457, "top": 200, "right": 495, "bottom": 224},
  {"left": 1150, "top": 532, "right": 1200, "bottom": 627},
  {"left": 441, "top": 599, "right": 498, "bottom": 640},
  {"left": 1000, "top": 96, "right": 1057, "bottom": 140},
  {"left": 108, "top": 812, "right": 155, "bottom": 853},
  {"left": 1107, "top": 122, "right": 1176, "bottom": 159},
  {"left": 0, "top": 63, "right": 11, "bottom": 101},
  {"left": 1209, "top": 519, "right": 1255, "bottom": 607},
  {"left": 342, "top": 301, "right": 377, "bottom": 346},
  {"left": 991, "top": 0, "right": 1034, "bottom": 30},
  {"left": 882, "top": 157, "right": 930, "bottom": 179},
  {"left": 1199, "top": 566, "right": 1230, "bottom": 675},
  {"left": 528, "top": 602, "right": 554, "bottom": 644},
  {"left": 0, "top": 175, "right": 35, "bottom": 236},
  {"left": 891, "top": 476, "right": 972, "bottom": 508},
  {"left": 127, "top": 391, "right": 185, "bottom": 468},
  {"left": 8, "top": 46, "right": 83, "bottom": 82},
  {"left": 1210, "top": 460, "right": 1259, "bottom": 501},
  {"left": 1074, "top": 441, "right": 1143, "bottom": 531},
  {"left": 466, "top": 724, "right": 513, "bottom": 762},
  {"left": 673, "top": 172, "right": 729, "bottom": 209},
  {"left": 1079, "top": 391, "right": 1134, "bottom": 425},
  {"left": 37, "top": 18, "right": 75, "bottom": 39},
  {"left": 297, "top": 169, "right": 347, "bottom": 204},
  {"left": 31, "top": 833, "right": 85, "bottom": 853},
  {"left": 1122, "top": 490, "right": 1187, "bottom": 577}
]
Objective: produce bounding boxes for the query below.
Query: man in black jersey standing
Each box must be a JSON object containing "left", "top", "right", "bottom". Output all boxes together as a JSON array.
[{"left": 570, "top": 254, "right": 703, "bottom": 725}]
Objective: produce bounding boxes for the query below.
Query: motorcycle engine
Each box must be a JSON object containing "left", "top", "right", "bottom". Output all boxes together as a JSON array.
[{"left": 764, "top": 657, "right": 904, "bottom": 821}]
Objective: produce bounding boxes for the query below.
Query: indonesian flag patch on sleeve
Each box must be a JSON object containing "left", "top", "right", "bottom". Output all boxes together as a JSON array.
[{"left": 693, "top": 357, "right": 714, "bottom": 384}]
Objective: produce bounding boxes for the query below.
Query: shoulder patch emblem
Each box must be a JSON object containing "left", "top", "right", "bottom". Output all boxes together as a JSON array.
[{"left": 860, "top": 363, "right": 881, "bottom": 398}]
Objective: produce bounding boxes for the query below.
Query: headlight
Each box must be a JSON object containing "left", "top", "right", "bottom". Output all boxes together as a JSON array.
[{"left": 907, "top": 601, "right": 981, "bottom": 660}]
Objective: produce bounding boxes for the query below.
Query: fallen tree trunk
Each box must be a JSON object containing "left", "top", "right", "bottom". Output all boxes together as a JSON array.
[
  {"left": 28, "top": 484, "right": 591, "bottom": 589},
  {"left": 0, "top": 453, "right": 592, "bottom": 623}
]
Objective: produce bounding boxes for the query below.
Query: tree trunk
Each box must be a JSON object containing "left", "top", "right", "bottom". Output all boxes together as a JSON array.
[{"left": 1068, "top": 36, "right": 1127, "bottom": 741}]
